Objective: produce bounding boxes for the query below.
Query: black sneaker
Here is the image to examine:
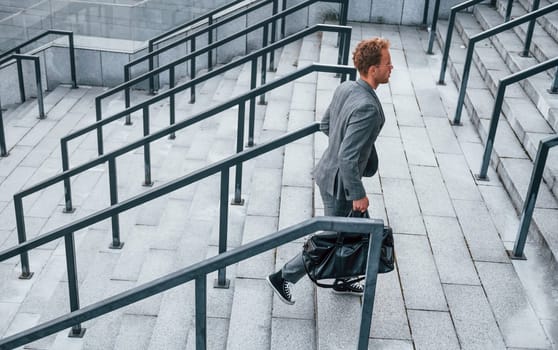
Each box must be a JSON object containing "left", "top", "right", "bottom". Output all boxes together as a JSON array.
[
  {"left": 267, "top": 270, "right": 295, "bottom": 305},
  {"left": 332, "top": 279, "right": 364, "bottom": 296}
]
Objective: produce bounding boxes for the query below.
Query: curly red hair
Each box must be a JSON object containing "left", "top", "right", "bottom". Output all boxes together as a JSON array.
[{"left": 352, "top": 38, "right": 390, "bottom": 75}]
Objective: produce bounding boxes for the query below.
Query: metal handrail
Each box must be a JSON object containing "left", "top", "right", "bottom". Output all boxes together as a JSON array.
[
  {"left": 140, "top": 0, "right": 275, "bottom": 94},
  {"left": 63, "top": 24, "right": 351, "bottom": 191},
  {"left": 0, "top": 216, "right": 385, "bottom": 350},
  {"left": 0, "top": 30, "right": 78, "bottom": 157},
  {"left": 477, "top": 56, "right": 558, "bottom": 180},
  {"left": 452, "top": 2, "right": 558, "bottom": 125},
  {"left": 12, "top": 64, "right": 356, "bottom": 279},
  {"left": 0, "top": 30, "right": 78, "bottom": 88},
  {"left": 100, "top": 0, "right": 346, "bottom": 126},
  {"left": 520, "top": 0, "right": 541, "bottom": 57},
  {"left": 510, "top": 135, "right": 558, "bottom": 259},
  {"left": 436, "top": 0, "right": 514, "bottom": 82},
  {"left": 0, "top": 54, "right": 46, "bottom": 157},
  {"left": 435, "top": 0, "right": 487, "bottom": 76}
]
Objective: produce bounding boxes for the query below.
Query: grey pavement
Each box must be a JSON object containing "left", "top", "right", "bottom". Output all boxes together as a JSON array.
[{"left": 0, "top": 4, "right": 557, "bottom": 350}]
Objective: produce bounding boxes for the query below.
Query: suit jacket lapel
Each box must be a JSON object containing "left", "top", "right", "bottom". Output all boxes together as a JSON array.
[{"left": 356, "top": 79, "right": 385, "bottom": 125}]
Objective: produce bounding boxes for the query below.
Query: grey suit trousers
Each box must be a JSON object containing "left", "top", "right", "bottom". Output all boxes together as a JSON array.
[{"left": 281, "top": 187, "right": 352, "bottom": 283}]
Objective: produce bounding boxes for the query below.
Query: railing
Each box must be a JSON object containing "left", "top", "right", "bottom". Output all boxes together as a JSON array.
[
  {"left": 99, "top": 0, "right": 347, "bottom": 127},
  {"left": 477, "top": 56, "right": 558, "bottom": 180},
  {"left": 0, "top": 54, "right": 45, "bottom": 157},
  {"left": 509, "top": 135, "right": 558, "bottom": 259},
  {"left": 12, "top": 63, "right": 356, "bottom": 279},
  {"left": 0, "top": 30, "right": 77, "bottom": 90},
  {"left": 142, "top": 0, "right": 275, "bottom": 94},
  {"left": 0, "top": 54, "right": 45, "bottom": 119},
  {"left": 0, "top": 216, "right": 385, "bottom": 350},
  {"left": 62, "top": 24, "right": 351, "bottom": 209},
  {"left": 452, "top": 2, "right": 558, "bottom": 125},
  {"left": 520, "top": 0, "right": 541, "bottom": 57},
  {"left": 435, "top": 0, "right": 514, "bottom": 82},
  {"left": 0, "top": 30, "right": 78, "bottom": 157}
]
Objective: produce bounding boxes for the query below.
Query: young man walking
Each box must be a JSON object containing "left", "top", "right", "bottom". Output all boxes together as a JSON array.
[{"left": 267, "top": 37, "right": 393, "bottom": 305}]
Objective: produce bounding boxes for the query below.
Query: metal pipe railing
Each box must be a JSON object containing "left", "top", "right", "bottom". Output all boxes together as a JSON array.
[
  {"left": 0, "top": 30, "right": 77, "bottom": 89},
  {"left": 0, "top": 30, "right": 78, "bottom": 157},
  {"left": 426, "top": 0, "right": 442, "bottom": 54},
  {"left": 105, "top": 0, "right": 344, "bottom": 126},
  {"left": 437, "top": 0, "right": 489, "bottom": 82},
  {"left": 520, "top": 0, "right": 541, "bottom": 57},
  {"left": 12, "top": 64, "right": 356, "bottom": 277},
  {"left": 144, "top": 0, "right": 275, "bottom": 94},
  {"left": 0, "top": 216, "right": 384, "bottom": 350},
  {"left": 61, "top": 24, "right": 351, "bottom": 213},
  {"left": 510, "top": 135, "right": 558, "bottom": 259},
  {"left": 437, "top": 0, "right": 515, "bottom": 83},
  {"left": 0, "top": 103, "right": 6, "bottom": 157},
  {"left": 0, "top": 54, "right": 46, "bottom": 119},
  {"left": 477, "top": 56, "right": 558, "bottom": 180},
  {"left": 422, "top": 0, "right": 431, "bottom": 27},
  {"left": 452, "top": 2, "right": 558, "bottom": 125}
]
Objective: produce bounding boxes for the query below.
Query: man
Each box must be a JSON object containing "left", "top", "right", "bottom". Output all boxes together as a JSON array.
[{"left": 267, "top": 37, "right": 392, "bottom": 305}]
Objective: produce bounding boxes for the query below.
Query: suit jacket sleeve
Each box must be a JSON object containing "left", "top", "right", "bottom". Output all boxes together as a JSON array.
[
  {"left": 338, "top": 103, "right": 382, "bottom": 200},
  {"left": 320, "top": 104, "right": 331, "bottom": 136}
]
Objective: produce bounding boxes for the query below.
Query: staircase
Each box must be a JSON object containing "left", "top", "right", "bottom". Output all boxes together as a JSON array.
[
  {"left": 2, "top": 2, "right": 558, "bottom": 349},
  {"left": 434, "top": 0, "right": 558, "bottom": 264}
]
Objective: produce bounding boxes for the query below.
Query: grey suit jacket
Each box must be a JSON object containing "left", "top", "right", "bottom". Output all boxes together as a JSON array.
[{"left": 314, "top": 79, "right": 385, "bottom": 201}]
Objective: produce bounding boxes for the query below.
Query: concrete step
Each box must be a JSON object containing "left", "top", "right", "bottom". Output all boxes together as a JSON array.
[
  {"left": 223, "top": 35, "right": 319, "bottom": 350},
  {"left": 436, "top": 12, "right": 558, "bottom": 267},
  {"left": 0, "top": 49, "right": 261, "bottom": 349}
]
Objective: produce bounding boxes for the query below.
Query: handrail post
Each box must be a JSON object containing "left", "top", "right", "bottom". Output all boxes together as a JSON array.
[
  {"left": 270, "top": 0, "right": 279, "bottom": 71},
  {"left": 340, "top": 0, "right": 348, "bottom": 25},
  {"left": 477, "top": 82, "right": 507, "bottom": 180},
  {"left": 95, "top": 98, "right": 104, "bottom": 155},
  {"left": 357, "top": 225, "right": 384, "bottom": 349},
  {"left": 15, "top": 51, "right": 25, "bottom": 103},
  {"left": 426, "top": 0, "right": 441, "bottom": 54},
  {"left": 510, "top": 137, "right": 557, "bottom": 259},
  {"left": 148, "top": 41, "right": 155, "bottom": 94},
  {"left": 504, "top": 0, "right": 513, "bottom": 22},
  {"left": 0, "top": 102, "right": 7, "bottom": 157},
  {"left": 215, "top": 169, "right": 230, "bottom": 288},
  {"left": 280, "top": 0, "right": 287, "bottom": 38},
  {"left": 64, "top": 232, "right": 86, "bottom": 337},
  {"left": 108, "top": 157, "right": 124, "bottom": 249},
  {"left": 14, "top": 196, "right": 33, "bottom": 279},
  {"left": 190, "top": 38, "right": 196, "bottom": 103},
  {"left": 169, "top": 66, "right": 176, "bottom": 139},
  {"left": 453, "top": 42, "right": 475, "bottom": 125},
  {"left": 343, "top": 30, "right": 351, "bottom": 66},
  {"left": 195, "top": 275, "right": 207, "bottom": 349},
  {"left": 259, "top": 24, "right": 269, "bottom": 105},
  {"left": 232, "top": 102, "right": 245, "bottom": 205},
  {"left": 247, "top": 58, "right": 257, "bottom": 147},
  {"left": 68, "top": 32, "right": 78, "bottom": 89},
  {"left": 439, "top": 6, "right": 458, "bottom": 83},
  {"left": 422, "top": 0, "right": 430, "bottom": 27},
  {"left": 520, "top": 0, "right": 540, "bottom": 57},
  {"left": 61, "top": 139, "right": 75, "bottom": 213},
  {"left": 124, "top": 66, "right": 132, "bottom": 125},
  {"left": 208, "top": 16, "right": 213, "bottom": 72},
  {"left": 142, "top": 106, "right": 153, "bottom": 187},
  {"left": 33, "top": 57, "right": 46, "bottom": 119},
  {"left": 549, "top": 69, "right": 558, "bottom": 94}
]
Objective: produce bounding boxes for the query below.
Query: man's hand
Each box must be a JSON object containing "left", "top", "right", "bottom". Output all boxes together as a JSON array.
[{"left": 352, "top": 196, "right": 369, "bottom": 212}]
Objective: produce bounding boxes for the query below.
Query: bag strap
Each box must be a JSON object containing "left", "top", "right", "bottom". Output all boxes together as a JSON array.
[{"left": 303, "top": 259, "right": 365, "bottom": 288}]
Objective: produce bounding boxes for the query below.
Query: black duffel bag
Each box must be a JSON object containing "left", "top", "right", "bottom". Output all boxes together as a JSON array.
[{"left": 302, "top": 210, "right": 394, "bottom": 288}]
